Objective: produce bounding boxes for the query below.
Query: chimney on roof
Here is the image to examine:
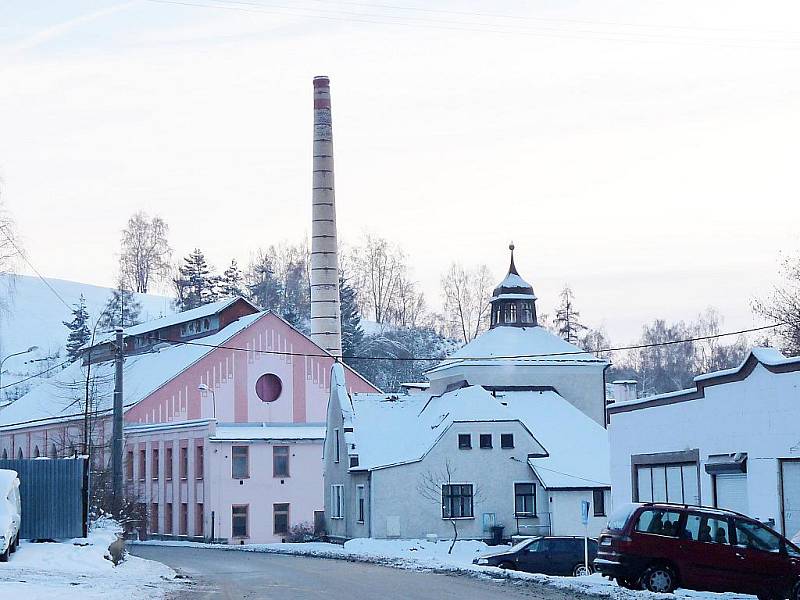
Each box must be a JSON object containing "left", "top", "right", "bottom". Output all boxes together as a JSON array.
[{"left": 310, "top": 76, "right": 342, "bottom": 357}]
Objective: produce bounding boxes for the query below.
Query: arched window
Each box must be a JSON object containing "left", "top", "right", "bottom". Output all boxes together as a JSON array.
[
  {"left": 50, "top": 443, "right": 58, "bottom": 458},
  {"left": 1, "top": 449, "right": 7, "bottom": 460},
  {"left": 17, "top": 447, "right": 23, "bottom": 459},
  {"left": 34, "top": 445, "right": 40, "bottom": 458},
  {"left": 69, "top": 442, "right": 76, "bottom": 457},
  {"left": 509, "top": 303, "right": 517, "bottom": 323}
]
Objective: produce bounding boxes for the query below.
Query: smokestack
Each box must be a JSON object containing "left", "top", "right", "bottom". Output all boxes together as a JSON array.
[{"left": 310, "top": 76, "right": 342, "bottom": 357}]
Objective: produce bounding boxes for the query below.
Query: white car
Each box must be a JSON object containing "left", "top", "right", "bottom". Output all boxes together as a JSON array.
[{"left": 0, "top": 469, "right": 21, "bottom": 561}]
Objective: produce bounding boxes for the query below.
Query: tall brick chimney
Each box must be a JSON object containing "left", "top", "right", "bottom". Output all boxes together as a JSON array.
[{"left": 310, "top": 76, "right": 342, "bottom": 357}]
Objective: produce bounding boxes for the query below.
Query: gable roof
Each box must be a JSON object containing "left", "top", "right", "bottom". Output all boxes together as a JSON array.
[
  {"left": 334, "top": 377, "right": 609, "bottom": 487},
  {"left": 608, "top": 347, "right": 800, "bottom": 415}
]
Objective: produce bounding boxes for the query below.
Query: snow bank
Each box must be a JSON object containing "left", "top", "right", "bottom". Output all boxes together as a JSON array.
[
  {"left": 0, "top": 518, "right": 180, "bottom": 600},
  {"left": 133, "top": 537, "right": 757, "bottom": 600}
]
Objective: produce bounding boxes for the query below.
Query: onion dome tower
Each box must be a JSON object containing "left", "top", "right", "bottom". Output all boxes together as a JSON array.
[{"left": 489, "top": 243, "right": 538, "bottom": 329}]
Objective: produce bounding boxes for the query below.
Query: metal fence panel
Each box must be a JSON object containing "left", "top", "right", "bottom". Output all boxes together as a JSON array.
[{"left": 0, "top": 458, "right": 88, "bottom": 539}]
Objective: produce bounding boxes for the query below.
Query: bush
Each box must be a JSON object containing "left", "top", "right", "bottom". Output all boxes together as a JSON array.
[{"left": 286, "top": 522, "right": 316, "bottom": 543}]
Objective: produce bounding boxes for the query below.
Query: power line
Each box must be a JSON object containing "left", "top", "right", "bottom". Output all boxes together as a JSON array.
[
  {"left": 0, "top": 358, "right": 73, "bottom": 390},
  {"left": 0, "top": 224, "right": 74, "bottom": 312},
  {"left": 153, "top": 320, "right": 782, "bottom": 362}
]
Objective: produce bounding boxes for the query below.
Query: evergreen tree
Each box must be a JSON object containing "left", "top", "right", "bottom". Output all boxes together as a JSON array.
[
  {"left": 340, "top": 273, "right": 364, "bottom": 360},
  {"left": 553, "top": 285, "right": 587, "bottom": 344},
  {"left": 282, "top": 261, "right": 309, "bottom": 327},
  {"left": 99, "top": 283, "right": 141, "bottom": 331},
  {"left": 64, "top": 294, "right": 91, "bottom": 361},
  {"left": 247, "top": 256, "right": 283, "bottom": 311},
  {"left": 174, "top": 249, "right": 219, "bottom": 311},
  {"left": 218, "top": 259, "right": 246, "bottom": 298}
]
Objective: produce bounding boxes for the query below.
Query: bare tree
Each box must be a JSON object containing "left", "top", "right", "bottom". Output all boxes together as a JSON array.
[
  {"left": 417, "top": 460, "right": 482, "bottom": 554},
  {"left": 119, "top": 212, "right": 172, "bottom": 293},
  {"left": 754, "top": 253, "right": 800, "bottom": 356},
  {"left": 350, "top": 235, "right": 406, "bottom": 325},
  {"left": 440, "top": 263, "right": 493, "bottom": 344},
  {"left": 0, "top": 195, "right": 20, "bottom": 321},
  {"left": 390, "top": 275, "right": 427, "bottom": 328},
  {"left": 553, "top": 285, "right": 588, "bottom": 344}
]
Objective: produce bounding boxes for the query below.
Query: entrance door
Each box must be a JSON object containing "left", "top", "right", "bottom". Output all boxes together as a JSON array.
[
  {"left": 782, "top": 460, "right": 800, "bottom": 538},
  {"left": 716, "top": 474, "right": 749, "bottom": 516}
]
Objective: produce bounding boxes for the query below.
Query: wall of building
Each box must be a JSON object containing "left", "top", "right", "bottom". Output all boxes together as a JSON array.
[
  {"left": 549, "top": 489, "right": 610, "bottom": 538},
  {"left": 608, "top": 363, "right": 800, "bottom": 534},
  {"left": 368, "top": 421, "right": 550, "bottom": 540}
]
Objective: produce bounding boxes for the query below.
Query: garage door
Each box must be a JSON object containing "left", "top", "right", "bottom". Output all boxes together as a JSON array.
[
  {"left": 782, "top": 460, "right": 800, "bottom": 538},
  {"left": 715, "top": 474, "right": 749, "bottom": 516}
]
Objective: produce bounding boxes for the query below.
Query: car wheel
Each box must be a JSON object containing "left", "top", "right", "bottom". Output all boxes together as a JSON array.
[
  {"left": 498, "top": 561, "right": 516, "bottom": 571},
  {"left": 640, "top": 564, "right": 677, "bottom": 593},
  {"left": 792, "top": 580, "right": 800, "bottom": 600},
  {"left": 572, "top": 563, "right": 593, "bottom": 577},
  {"left": 617, "top": 577, "right": 640, "bottom": 590}
]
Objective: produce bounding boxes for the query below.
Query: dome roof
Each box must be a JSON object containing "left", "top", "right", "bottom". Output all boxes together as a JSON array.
[{"left": 491, "top": 244, "right": 536, "bottom": 301}]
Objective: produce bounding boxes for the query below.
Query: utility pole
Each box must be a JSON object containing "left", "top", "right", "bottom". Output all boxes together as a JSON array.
[{"left": 112, "top": 327, "right": 124, "bottom": 512}]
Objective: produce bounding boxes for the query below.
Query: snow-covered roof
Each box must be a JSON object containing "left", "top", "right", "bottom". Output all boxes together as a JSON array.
[
  {"left": 339, "top": 382, "right": 609, "bottom": 487},
  {"left": 0, "top": 312, "right": 267, "bottom": 431},
  {"left": 426, "top": 325, "right": 605, "bottom": 376},
  {"left": 211, "top": 424, "right": 326, "bottom": 441},
  {"left": 609, "top": 347, "right": 800, "bottom": 414},
  {"left": 95, "top": 296, "right": 255, "bottom": 344}
]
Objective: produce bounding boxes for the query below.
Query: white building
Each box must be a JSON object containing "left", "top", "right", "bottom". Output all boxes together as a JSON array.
[
  {"left": 607, "top": 347, "right": 800, "bottom": 538},
  {"left": 324, "top": 248, "right": 612, "bottom": 541}
]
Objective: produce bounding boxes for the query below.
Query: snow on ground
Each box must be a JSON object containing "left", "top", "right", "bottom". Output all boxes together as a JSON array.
[
  {"left": 0, "top": 518, "right": 181, "bottom": 600},
  {"left": 133, "top": 537, "right": 757, "bottom": 600}
]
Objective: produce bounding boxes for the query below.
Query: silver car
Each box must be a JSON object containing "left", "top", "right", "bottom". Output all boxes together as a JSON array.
[{"left": 0, "top": 469, "right": 21, "bottom": 561}]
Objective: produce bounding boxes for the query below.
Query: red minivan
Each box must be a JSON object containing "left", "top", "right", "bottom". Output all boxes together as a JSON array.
[{"left": 594, "top": 502, "right": 800, "bottom": 599}]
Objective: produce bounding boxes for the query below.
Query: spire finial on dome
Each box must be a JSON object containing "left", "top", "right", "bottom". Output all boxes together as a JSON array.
[{"left": 508, "top": 242, "right": 518, "bottom": 275}]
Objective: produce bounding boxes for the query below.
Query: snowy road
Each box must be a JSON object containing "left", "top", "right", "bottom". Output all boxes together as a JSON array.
[{"left": 131, "top": 545, "right": 595, "bottom": 600}]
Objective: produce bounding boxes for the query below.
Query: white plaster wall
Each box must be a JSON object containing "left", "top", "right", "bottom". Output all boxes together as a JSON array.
[
  {"left": 608, "top": 364, "right": 800, "bottom": 533},
  {"left": 549, "top": 489, "right": 610, "bottom": 537}
]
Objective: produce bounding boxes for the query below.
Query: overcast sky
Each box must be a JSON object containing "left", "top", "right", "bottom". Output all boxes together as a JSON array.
[{"left": 1, "top": 0, "right": 799, "bottom": 343}]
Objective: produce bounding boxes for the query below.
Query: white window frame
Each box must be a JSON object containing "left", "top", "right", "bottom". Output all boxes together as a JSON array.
[
  {"left": 513, "top": 481, "right": 537, "bottom": 517},
  {"left": 330, "top": 484, "right": 344, "bottom": 519}
]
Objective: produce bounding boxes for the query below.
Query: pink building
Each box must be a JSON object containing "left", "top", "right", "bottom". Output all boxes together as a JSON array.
[{"left": 0, "top": 297, "right": 377, "bottom": 542}]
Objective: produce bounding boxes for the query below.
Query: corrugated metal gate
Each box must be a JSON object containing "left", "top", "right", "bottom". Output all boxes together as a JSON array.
[{"left": 0, "top": 458, "right": 89, "bottom": 539}]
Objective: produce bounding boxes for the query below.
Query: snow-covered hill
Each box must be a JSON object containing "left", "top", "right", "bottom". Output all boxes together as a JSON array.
[{"left": 0, "top": 274, "right": 172, "bottom": 400}]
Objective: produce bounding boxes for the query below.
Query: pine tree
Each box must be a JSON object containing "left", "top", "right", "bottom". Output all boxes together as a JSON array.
[
  {"left": 340, "top": 273, "right": 364, "bottom": 360},
  {"left": 218, "top": 259, "right": 246, "bottom": 299},
  {"left": 247, "top": 256, "right": 283, "bottom": 311},
  {"left": 64, "top": 294, "right": 91, "bottom": 361},
  {"left": 174, "top": 249, "right": 219, "bottom": 311},
  {"left": 99, "top": 283, "right": 142, "bottom": 331},
  {"left": 553, "top": 285, "right": 587, "bottom": 344}
]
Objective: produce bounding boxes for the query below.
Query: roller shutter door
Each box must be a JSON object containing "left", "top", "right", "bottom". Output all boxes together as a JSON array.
[
  {"left": 715, "top": 474, "right": 749, "bottom": 516},
  {"left": 782, "top": 460, "right": 800, "bottom": 538}
]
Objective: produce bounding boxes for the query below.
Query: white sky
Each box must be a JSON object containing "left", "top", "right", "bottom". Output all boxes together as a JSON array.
[{"left": 1, "top": 0, "right": 799, "bottom": 343}]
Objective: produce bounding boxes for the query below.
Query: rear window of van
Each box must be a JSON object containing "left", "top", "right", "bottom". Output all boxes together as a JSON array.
[{"left": 607, "top": 503, "right": 639, "bottom": 531}]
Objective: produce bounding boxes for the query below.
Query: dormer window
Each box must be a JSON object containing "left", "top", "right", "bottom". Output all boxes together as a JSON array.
[{"left": 521, "top": 302, "right": 533, "bottom": 324}]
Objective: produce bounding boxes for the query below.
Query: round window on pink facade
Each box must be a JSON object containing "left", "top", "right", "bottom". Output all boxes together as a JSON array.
[{"left": 255, "top": 373, "right": 283, "bottom": 403}]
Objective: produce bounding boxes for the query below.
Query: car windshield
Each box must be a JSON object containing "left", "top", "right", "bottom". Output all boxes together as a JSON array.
[
  {"left": 508, "top": 538, "right": 537, "bottom": 553},
  {"left": 607, "top": 503, "right": 639, "bottom": 530}
]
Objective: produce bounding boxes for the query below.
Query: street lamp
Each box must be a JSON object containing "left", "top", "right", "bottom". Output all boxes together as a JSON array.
[
  {"left": 0, "top": 346, "right": 39, "bottom": 399},
  {"left": 198, "top": 383, "right": 216, "bottom": 419}
]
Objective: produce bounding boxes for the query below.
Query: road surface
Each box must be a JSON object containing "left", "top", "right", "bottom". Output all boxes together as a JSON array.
[{"left": 132, "top": 545, "right": 597, "bottom": 600}]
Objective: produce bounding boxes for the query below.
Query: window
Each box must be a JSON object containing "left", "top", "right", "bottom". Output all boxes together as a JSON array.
[
  {"left": 330, "top": 485, "right": 344, "bottom": 519},
  {"left": 593, "top": 489, "right": 606, "bottom": 517},
  {"left": 165, "top": 446, "right": 174, "bottom": 480},
  {"left": 515, "top": 483, "right": 536, "bottom": 516},
  {"left": 509, "top": 303, "right": 517, "bottom": 323},
  {"left": 500, "top": 434, "right": 514, "bottom": 449},
  {"left": 196, "top": 504, "right": 204, "bottom": 537},
  {"left": 126, "top": 450, "right": 134, "bottom": 481},
  {"left": 349, "top": 455, "right": 359, "bottom": 468},
  {"left": 273, "top": 446, "right": 290, "bottom": 477},
  {"left": 479, "top": 434, "right": 492, "bottom": 449},
  {"left": 180, "top": 503, "right": 188, "bottom": 535},
  {"left": 232, "top": 446, "right": 249, "bottom": 479},
  {"left": 165, "top": 503, "right": 173, "bottom": 534},
  {"left": 685, "top": 513, "right": 731, "bottom": 544},
  {"left": 195, "top": 445, "right": 204, "bottom": 479},
  {"left": 152, "top": 448, "right": 159, "bottom": 480},
  {"left": 150, "top": 503, "right": 158, "bottom": 532},
  {"left": 274, "top": 503, "right": 290, "bottom": 535},
  {"left": 458, "top": 434, "right": 472, "bottom": 449},
  {"left": 356, "top": 485, "right": 365, "bottom": 523},
  {"left": 634, "top": 509, "right": 682, "bottom": 537},
  {"left": 334, "top": 429, "right": 340, "bottom": 463},
  {"left": 442, "top": 484, "right": 474, "bottom": 519},
  {"left": 255, "top": 373, "right": 283, "bottom": 403},
  {"left": 17, "top": 447, "right": 23, "bottom": 459},
  {"left": 139, "top": 449, "right": 147, "bottom": 480},
  {"left": 636, "top": 463, "right": 699, "bottom": 505},
  {"left": 180, "top": 446, "right": 188, "bottom": 480},
  {"left": 232, "top": 505, "right": 248, "bottom": 538},
  {"left": 521, "top": 302, "right": 533, "bottom": 324},
  {"left": 734, "top": 519, "right": 783, "bottom": 553}
]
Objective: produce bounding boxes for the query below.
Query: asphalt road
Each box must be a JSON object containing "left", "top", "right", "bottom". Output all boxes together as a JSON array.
[{"left": 131, "top": 546, "right": 597, "bottom": 600}]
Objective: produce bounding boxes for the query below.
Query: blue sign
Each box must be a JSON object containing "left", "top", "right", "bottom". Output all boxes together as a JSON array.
[{"left": 581, "top": 500, "right": 590, "bottom": 526}]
